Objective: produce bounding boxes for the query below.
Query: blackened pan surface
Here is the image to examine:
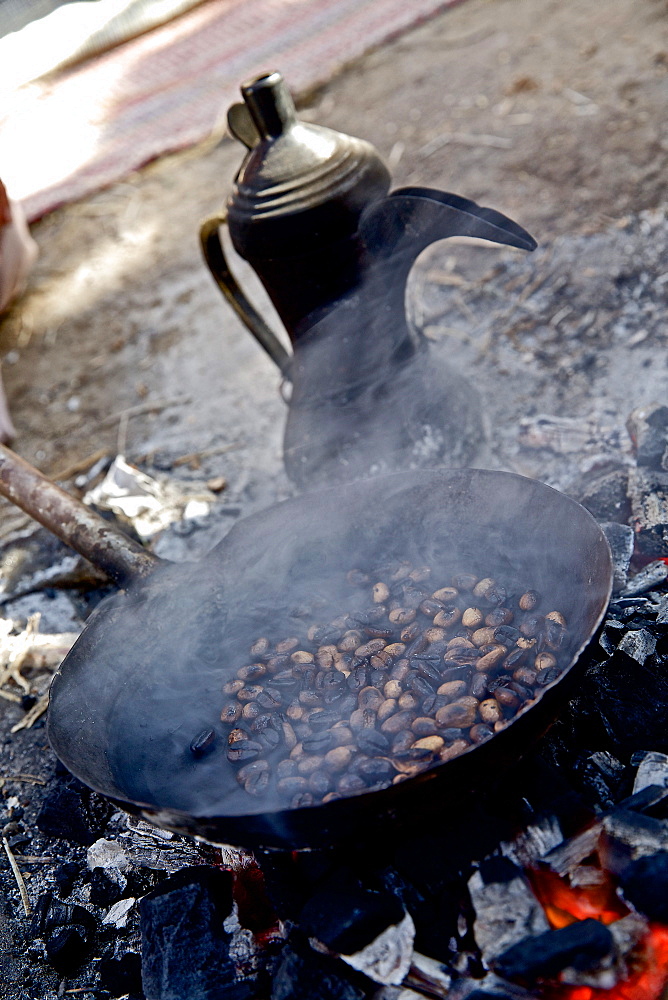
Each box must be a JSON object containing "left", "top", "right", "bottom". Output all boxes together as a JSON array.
[{"left": 47, "top": 468, "right": 612, "bottom": 849}]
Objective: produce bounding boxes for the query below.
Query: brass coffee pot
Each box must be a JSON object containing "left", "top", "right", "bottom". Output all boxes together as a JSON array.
[{"left": 200, "top": 71, "right": 536, "bottom": 487}]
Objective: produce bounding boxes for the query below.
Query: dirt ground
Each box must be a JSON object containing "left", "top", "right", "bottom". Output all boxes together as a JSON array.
[{"left": 0, "top": 0, "right": 666, "bottom": 517}]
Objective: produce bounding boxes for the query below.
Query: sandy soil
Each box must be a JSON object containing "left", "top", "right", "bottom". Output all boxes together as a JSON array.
[{"left": 0, "top": 0, "right": 665, "bottom": 512}]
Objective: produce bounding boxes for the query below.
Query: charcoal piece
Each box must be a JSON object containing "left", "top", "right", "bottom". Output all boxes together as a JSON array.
[
  {"left": 270, "top": 940, "right": 366, "bottom": 1000},
  {"left": 626, "top": 404, "right": 668, "bottom": 470},
  {"left": 493, "top": 919, "right": 613, "bottom": 983},
  {"left": 87, "top": 868, "right": 123, "bottom": 908},
  {"left": 600, "top": 808, "right": 668, "bottom": 875},
  {"left": 618, "top": 851, "right": 668, "bottom": 922},
  {"left": 657, "top": 594, "right": 668, "bottom": 624},
  {"left": 620, "top": 560, "right": 668, "bottom": 597},
  {"left": 616, "top": 628, "right": 656, "bottom": 665},
  {"left": 140, "top": 866, "right": 253, "bottom": 1000},
  {"left": 575, "top": 469, "right": 631, "bottom": 524},
  {"left": 599, "top": 620, "right": 625, "bottom": 655},
  {"left": 600, "top": 522, "right": 634, "bottom": 593},
  {"left": 97, "top": 952, "right": 143, "bottom": 997},
  {"left": 52, "top": 861, "right": 80, "bottom": 897},
  {"left": 628, "top": 468, "right": 668, "bottom": 557},
  {"left": 580, "top": 650, "right": 668, "bottom": 754},
  {"left": 45, "top": 924, "right": 92, "bottom": 974},
  {"left": 468, "top": 858, "right": 549, "bottom": 964},
  {"left": 633, "top": 751, "right": 668, "bottom": 794},
  {"left": 299, "top": 885, "right": 405, "bottom": 955},
  {"left": 36, "top": 777, "right": 112, "bottom": 846},
  {"left": 30, "top": 893, "right": 97, "bottom": 974}
]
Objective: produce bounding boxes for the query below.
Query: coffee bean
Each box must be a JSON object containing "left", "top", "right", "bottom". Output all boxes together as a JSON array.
[
  {"left": 190, "top": 729, "right": 216, "bottom": 756},
  {"left": 324, "top": 746, "right": 353, "bottom": 772},
  {"left": 302, "top": 731, "right": 334, "bottom": 754},
  {"left": 237, "top": 760, "right": 270, "bottom": 795},
  {"left": 227, "top": 740, "right": 263, "bottom": 763},
  {"left": 357, "top": 729, "right": 390, "bottom": 755},
  {"left": 358, "top": 686, "right": 384, "bottom": 712},
  {"left": 220, "top": 702, "right": 241, "bottom": 725},
  {"left": 469, "top": 724, "right": 494, "bottom": 744},
  {"left": 462, "top": 607, "right": 485, "bottom": 629},
  {"left": 435, "top": 697, "right": 478, "bottom": 728},
  {"left": 356, "top": 757, "right": 395, "bottom": 782},
  {"left": 380, "top": 709, "right": 417, "bottom": 734},
  {"left": 519, "top": 590, "right": 541, "bottom": 612}
]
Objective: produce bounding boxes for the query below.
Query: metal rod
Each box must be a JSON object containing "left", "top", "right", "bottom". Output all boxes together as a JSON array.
[{"left": 0, "top": 445, "right": 159, "bottom": 587}]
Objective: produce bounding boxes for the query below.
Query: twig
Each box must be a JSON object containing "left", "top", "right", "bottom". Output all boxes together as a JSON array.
[
  {"left": 11, "top": 691, "right": 49, "bottom": 733},
  {"left": 0, "top": 613, "right": 41, "bottom": 693},
  {"left": 172, "top": 442, "right": 242, "bottom": 468},
  {"left": 3, "top": 836, "right": 31, "bottom": 916},
  {"left": 419, "top": 131, "right": 512, "bottom": 157},
  {"left": 98, "top": 394, "right": 192, "bottom": 429},
  {"left": 0, "top": 689, "right": 21, "bottom": 703},
  {"left": 50, "top": 448, "right": 109, "bottom": 483},
  {"left": 5, "top": 774, "right": 46, "bottom": 785}
]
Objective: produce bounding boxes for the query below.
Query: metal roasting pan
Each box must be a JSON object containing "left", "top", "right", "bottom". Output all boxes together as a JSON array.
[{"left": 0, "top": 446, "right": 613, "bottom": 850}]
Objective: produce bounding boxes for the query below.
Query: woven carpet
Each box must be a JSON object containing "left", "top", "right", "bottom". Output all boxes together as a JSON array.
[{"left": 0, "top": 0, "right": 463, "bottom": 222}]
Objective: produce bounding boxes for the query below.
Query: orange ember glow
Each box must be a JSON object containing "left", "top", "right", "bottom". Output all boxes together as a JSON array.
[
  {"left": 529, "top": 869, "right": 627, "bottom": 929},
  {"left": 554, "top": 926, "right": 668, "bottom": 1000},
  {"left": 529, "top": 870, "right": 668, "bottom": 1000}
]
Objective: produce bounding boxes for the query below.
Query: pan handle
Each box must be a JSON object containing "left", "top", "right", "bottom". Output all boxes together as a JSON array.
[{"left": 0, "top": 445, "right": 160, "bottom": 588}]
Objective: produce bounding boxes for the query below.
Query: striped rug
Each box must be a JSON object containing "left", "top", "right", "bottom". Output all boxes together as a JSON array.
[{"left": 0, "top": 0, "right": 463, "bottom": 221}]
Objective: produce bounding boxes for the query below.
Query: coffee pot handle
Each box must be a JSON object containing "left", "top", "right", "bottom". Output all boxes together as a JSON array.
[{"left": 199, "top": 213, "right": 292, "bottom": 375}]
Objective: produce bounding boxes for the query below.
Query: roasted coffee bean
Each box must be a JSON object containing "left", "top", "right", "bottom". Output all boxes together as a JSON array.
[
  {"left": 519, "top": 590, "right": 541, "bottom": 612},
  {"left": 413, "top": 735, "right": 445, "bottom": 753},
  {"left": 250, "top": 637, "right": 270, "bottom": 657},
  {"left": 503, "top": 646, "right": 528, "bottom": 671},
  {"left": 237, "top": 760, "right": 270, "bottom": 795},
  {"left": 412, "top": 716, "right": 438, "bottom": 737},
  {"left": 398, "top": 691, "right": 420, "bottom": 711},
  {"left": 416, "top": 660, "right": 443, "bottom": 685},
  {"left": 348, "top": 666, "right": 370, "bottom": 693},
  {"left": 309, "top": 769, "right": 333, "bottom": 797},
  {"left": 358, "top": 686, "right": 384, "bottom": 712},
  {"left": 356, "top": 757, "right": 395, "bottom": 782},
  {"left": 366, "top": 626, "right": 395, "bottom": 641},
  {"left": 520, "top": 614, "right": 544, "bottom": 638},
  {"left": 277, "top": 758, "right": 297, "bottom": 779},
  {"left": 469, "top": 724, "right": 494, "bottom": 744},
  {"left": 440, "top": 739, "right": 470, "bottom": 761},
  {"left": 390, "top": 660, "right": 411, "bottom": 683},
  {"left": 439, "top": 666, "right": 470, "bottom": 683},
  {"left": 389, "top": 607, "right": 417, "bottom": 625},
  {"left": 275, "top": 637, "right": 299, "bottom": 654},
  {"left": 494, "top": 687, "right": 519, "bottom": 709},
  {"left": 470, "top": 673, "right": 489, "bottom": 699},
  {"left": 485, "top": 608, "right": 514, "bottom": 627},
  {"left": 369, "top": 668, "right": 388, "bottom": 688},
  {"left": 352, "top": 606, "right": 387, "bottom": 626},
  {"left": 408, "top": 672, "right": 438, "bottom": 700},
  {"left": 403, "top": 586, "right": 429, "bottom": 610},
  {"left": 403, "top": 636, "right": 428, "bottom": 660},
  {"left": 324, "top": 746, "right": 353, "bottom": 772},
  {"left": 308, "top": 709, "right": 340, "bottom": 731},
  {"left": 227, "top": 740, "right": 263, "bottom": 763},
  {"left": 350, "top": 708, "right": 377, "bottom": 730},
  {"left": 297, "top": 754, "right": 325, "bottom": 776},
  {"left": 291, "top": 650, "right": 314, "bottom": 664},
  {"left": 433, "top": 606, "right": 462, "bottom": 628},
  {"left": 440, "top": 727, "right": 466, "bottom": 743},
  {"left": 241, "top": 702, "right": 262, "bottom": 721},
  {"left": 462, "top": 607, "right": 485, "bottom": 629},
  {"left": 535, "top": 652, "right": 557, "bottom": 671},
  {"left": 471, "top": 627, "right": 497, "bottom": 647},
  {"left": 250, "top": 713, "right": 275, "bottom": 733},
  {"left": 435, "top": 697, "right": 478, "bottom": 729},
  {"left": 299, "top": 690, "right": 322, "bottom": 707},
  {"left": 378, "top": 698, "right": 398, "bottom": 722},
  {"left": 513, "top": 666, "right": 538, "bottom": 686},
  {"left": 479, "top": 699, "right": 503, "bottom": 724},
  {"left": 223, "top": 679, "right": 244, "bottom": 696},
  {"left": 266, "top": 654, "right": 290, "bottom": 672},
  {"left": 319, "top": 673, "right": 346, "bottom": 703},
  {"left": 381, "top": 709, "right": 417, "bottom": 734},
  {"left": 337, "top": 773, "right": 367, "bottom": 795},
  {"left": 292, "top": 792, "right": 314, "bottom": 808},
  {"left": 271, "top": 670, "right": 300, "bottom": 692},
  {"left": 277, "top": 776, "right": 309, "bottom": 797},
  {"left": 338, "top": 630, "right": 364, "bottom": 653},
  {"left": 493, "top": 625, "right": 520, "bottom": 644},
  {"left": 536, "top": 666, "right": 562, "bottom": 686},
  {"left": 434, "top": 586, "right": 460, "bottom": 601},
  {"left": 395, "top": 623, "right": 418, "bottom": 645},
  {"left": 421, "top": 693, "right": 438, "bottom": 715},
  {"left": 190, "top": 729, "right": 216, "bottom": 756},
  {"left": 476, "top": 646, "right": 507, "bottom": 673},
  {"left": 357, "top": 729, "right": 390, "bottom": 755},
  {"left": 310, "top": 625, "right": 341, "bottom": 645},
  {"left": 237, "top": 685, "right": 264, "bottom": 702},
  {"left": 510, "top": 682, "right": 534, "bottom": 702},
  {"left": 419, "top": 598, "right": 446, "bottom": 617},
  {"left": 437, "top": 679, "right": 468, "bottom": 700},
  {"left": 238, "top": 663, "right": 267, "bottom": 682},
  {"left": 517, "top": 636, "right": 537, "bottom": 650},
  {"left": 391, "top": 729, "right": 415, "bottom": 753},
  {"left": 544, "top": 619, "right": 566, "bottom": 650},
  {"left": 302, "top": 731, "right": 334, "bottom": 754},
  {"left": 256, "top": 688, "right": 283, "bottom": 711},
  {"left": 220, "top": 702, "right": 241, "bottom": 725}
]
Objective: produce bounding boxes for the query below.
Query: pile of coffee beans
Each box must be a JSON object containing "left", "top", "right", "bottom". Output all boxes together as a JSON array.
[{"left": 210, "top": 562, "right": 569, "bottom": 809}]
